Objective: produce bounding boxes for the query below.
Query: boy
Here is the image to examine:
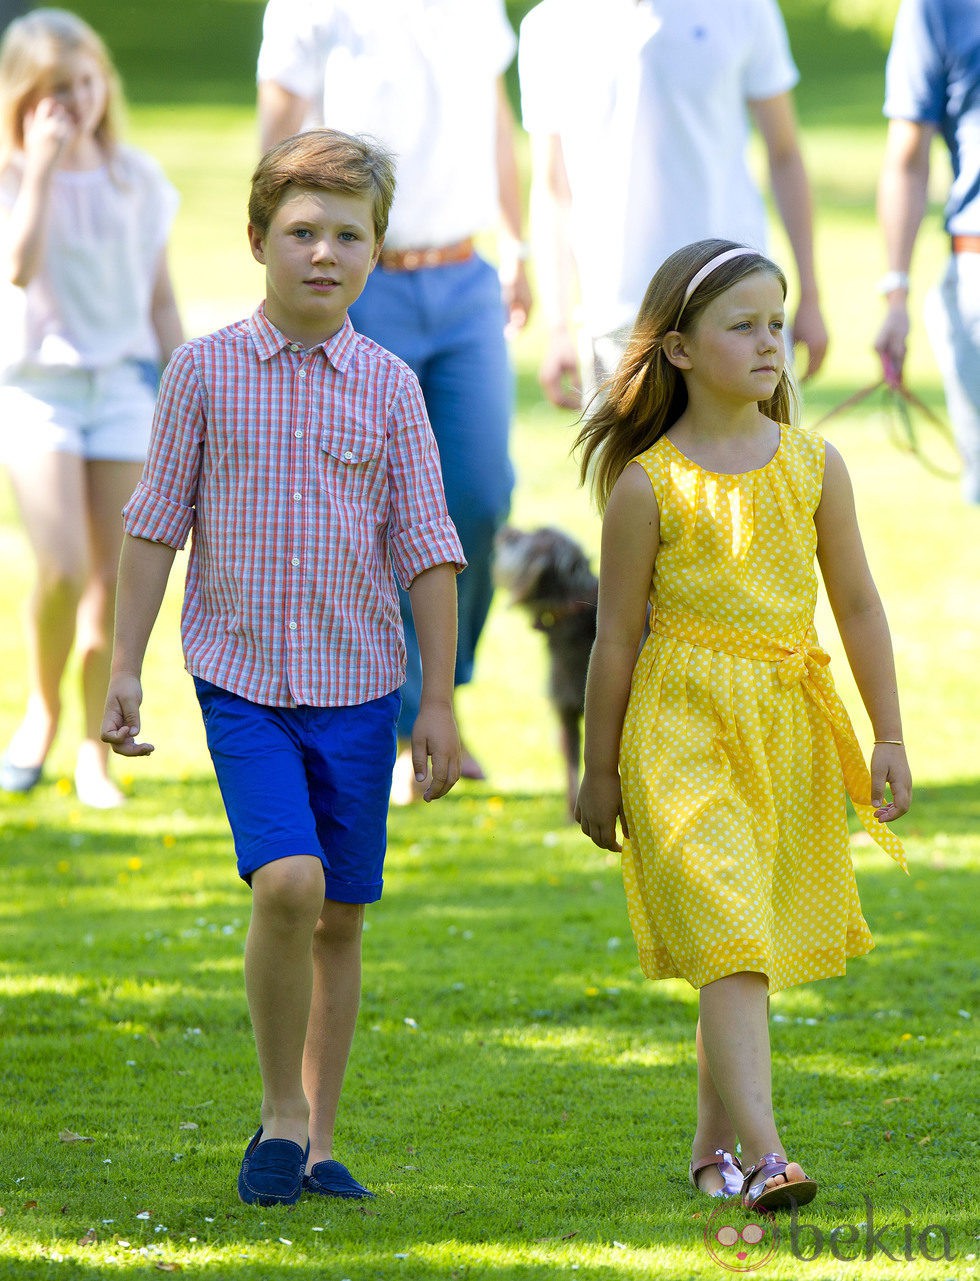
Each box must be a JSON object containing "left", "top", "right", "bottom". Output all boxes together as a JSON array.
[{"left": 101, "top": 130, "right": 465, "bottom": 1206}]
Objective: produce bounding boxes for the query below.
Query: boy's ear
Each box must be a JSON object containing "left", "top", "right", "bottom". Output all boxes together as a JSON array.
[
  {"left": 662, "top": 330, "right": 692, "bottom": 370},
  {"left": 247, "top": 223, "right": 267, "bottom": 265},
  {"left": 369, "top": 234, "right": 384, "bottom": 272}
]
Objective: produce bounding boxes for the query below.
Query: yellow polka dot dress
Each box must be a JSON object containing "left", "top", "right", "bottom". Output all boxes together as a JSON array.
[{"left": 619, "top": 425, "right": 906, "bottom": 995}]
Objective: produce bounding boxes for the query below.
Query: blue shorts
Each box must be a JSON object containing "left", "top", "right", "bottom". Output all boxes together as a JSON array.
[{"left": 193, "top": 679, "right": 400, "bottom": 903}]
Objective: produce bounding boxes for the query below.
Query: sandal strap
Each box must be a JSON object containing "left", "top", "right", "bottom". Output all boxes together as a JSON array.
[
  {"left": 742, "top": 1152, "right": 811, "bottom": 1203},
  {"left": 691, "top": 1148, "right": 743, "bottom": 1196}
]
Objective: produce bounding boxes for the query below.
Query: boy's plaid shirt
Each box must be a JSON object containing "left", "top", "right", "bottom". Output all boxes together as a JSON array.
[{"left": 124, "top": 306, "right": 464, "bottom": 707}]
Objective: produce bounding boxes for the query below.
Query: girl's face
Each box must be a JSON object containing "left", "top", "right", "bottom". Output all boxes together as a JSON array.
[
  {"left": 32, "top": 48, "right": 108, "bottom": 139},
  {"left": 675, "top": 270, "right": 786, "bottom": 406}
]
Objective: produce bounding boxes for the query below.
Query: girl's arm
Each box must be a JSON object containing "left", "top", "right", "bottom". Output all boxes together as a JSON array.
[
  {"left": 3, "top": 99, "right": 73, "bottom": 286},
  {"left": 576, "top": 464, "right": 660, "bottom": 851},
  {"left": 407, "top": 562, "right": 461, "bottom": 802},
  {"left": 815, "top": 443, "right": 911, "bottom": 820},
  {"left": 150, "top": 247, "right": 184, "bottom": 367}
]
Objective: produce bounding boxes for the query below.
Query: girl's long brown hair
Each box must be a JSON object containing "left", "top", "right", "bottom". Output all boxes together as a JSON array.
[
  {"left": 575, "top": 238, "right": 801, "bottom": 512},
  {"left": 0, "top": 8, "right": 124, "bottom": 170}
]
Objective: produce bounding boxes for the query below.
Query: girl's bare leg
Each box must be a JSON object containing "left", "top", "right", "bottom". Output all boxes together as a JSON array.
[
  {"left": 699, "top": 972, "right": 808, "bottom": 1195},
  {"left": 3, "top": 451, "right": 88, "bottom": 771},
  {"left": 690, "top": 1016, "right": 739, "bottom": 1193},
  {"left": 74, "top": 459, "right": 143, "bottom": 806}
]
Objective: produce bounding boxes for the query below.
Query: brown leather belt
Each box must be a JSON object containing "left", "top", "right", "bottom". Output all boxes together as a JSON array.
[
  {"left": 951, "top": 234, "right": 980, "bottom": 253},
  {"left": 380, "top": 237, "right": 475, "bottom": 272}
]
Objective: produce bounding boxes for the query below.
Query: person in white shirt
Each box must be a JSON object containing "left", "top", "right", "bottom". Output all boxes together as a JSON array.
[
  {"left": 0, "top": 9, "right": 182, "bottom": 807},
  {"left": 257, "top": 0, "right": 532, "bottom": 792},
  {"left": 519, "top": 0, "right": 827, "bottom": 408}
]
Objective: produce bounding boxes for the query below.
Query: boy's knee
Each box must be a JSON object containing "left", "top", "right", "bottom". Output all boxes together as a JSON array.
[
  {"left": 252, "top": 855, "right": 325, "bottom": 920},
  {"left": 313, "top": 899, "right": 365, "bottom": 949}
]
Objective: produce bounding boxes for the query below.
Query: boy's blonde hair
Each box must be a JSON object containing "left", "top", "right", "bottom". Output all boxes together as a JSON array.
[
  {"left": 576, "top": 238, "right": 801, "bottom": 512},
  {"left": 249, "top": 129, "right": 397, "bottom": 243},
  {"left": 0, "top": 7, "right": 124, "bottom": 169}
]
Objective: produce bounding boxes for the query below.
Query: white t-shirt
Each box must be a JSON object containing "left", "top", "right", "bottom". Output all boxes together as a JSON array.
[
  {"left": 0, "top": 146, "right": 178, "bottom": 376},
  {"left": 257, "top": 0, "right": 516, "bottom": 250},
  {"left": 519, "top": 0, "right": 799, "bottom": 337}
]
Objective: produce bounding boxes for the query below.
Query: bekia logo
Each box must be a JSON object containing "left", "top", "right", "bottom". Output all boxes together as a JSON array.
[
  {"left": 704, "top": 1202, "right": 778, "bottom": 1272},
  {"left": 702, "top": 1197, "right": 956, "bottom": 1270}
]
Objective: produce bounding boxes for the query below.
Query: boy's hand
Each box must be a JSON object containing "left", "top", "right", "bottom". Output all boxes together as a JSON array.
[
  {"left": 101, "top": 675, "right": 155, "bottom": 757},
  {"left": 410, "top": 702, "right": 461, "bottom": 801}
]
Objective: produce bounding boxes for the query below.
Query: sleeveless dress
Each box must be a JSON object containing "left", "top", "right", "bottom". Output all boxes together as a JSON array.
[{"left": 619, "top": 424, "right": 906, "bottom": 995}]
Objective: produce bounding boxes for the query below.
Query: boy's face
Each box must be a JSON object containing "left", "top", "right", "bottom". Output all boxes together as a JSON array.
[{"left": 248, "top": 186, "right": 381, "bottom": 346}]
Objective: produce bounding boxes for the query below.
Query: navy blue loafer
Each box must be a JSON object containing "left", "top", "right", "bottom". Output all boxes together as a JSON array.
[
  {"left": 238, "top": 1126, "right": 308, "bottom": 1206},
  {"left": 303, "top": 1158, "right": 375, "bottom": 1199}
]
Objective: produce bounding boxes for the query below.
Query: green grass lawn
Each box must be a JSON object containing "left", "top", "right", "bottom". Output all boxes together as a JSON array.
[{"left": 1, "top": 3, "right": 978, "bottom": 1278}]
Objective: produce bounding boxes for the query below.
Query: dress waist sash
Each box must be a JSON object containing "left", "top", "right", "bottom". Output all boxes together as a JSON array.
[{"left": 651, "top": 607, "right": 907, "bottom": 871}]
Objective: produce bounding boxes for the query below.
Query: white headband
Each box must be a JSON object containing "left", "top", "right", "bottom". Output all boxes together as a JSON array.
[{"left": 675, "top": 247, "right": 760, "bottom": 327}]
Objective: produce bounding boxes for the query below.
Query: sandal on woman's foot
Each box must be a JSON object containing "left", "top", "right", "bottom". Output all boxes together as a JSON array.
[
  {"left": 741, "top": 1153, "right": 817, "bottom": 1212},
  {"left": 689, "top": 1149, "right": 743, "bottom": 1198}
]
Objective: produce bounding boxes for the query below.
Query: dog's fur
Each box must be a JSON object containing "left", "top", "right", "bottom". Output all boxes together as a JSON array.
[{"left": 493, "top": 525, "right": 598, "bottom": 816}]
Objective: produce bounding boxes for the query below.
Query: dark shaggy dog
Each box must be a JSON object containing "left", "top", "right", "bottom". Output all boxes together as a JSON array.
[{"left": 493, "top": 525, "right": 598, "bottom": 816}]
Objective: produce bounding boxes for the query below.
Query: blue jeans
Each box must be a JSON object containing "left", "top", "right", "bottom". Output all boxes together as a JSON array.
[
  {"left": 925, "top": 253, "right": 980, "bottom": 503},
  {"left": 349, "top": 253, "right": 515, "bottom": 735}
]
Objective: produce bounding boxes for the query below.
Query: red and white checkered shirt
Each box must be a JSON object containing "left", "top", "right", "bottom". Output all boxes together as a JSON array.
[{"left": 123, "top": 306, "right": 465, "bottom": 707}]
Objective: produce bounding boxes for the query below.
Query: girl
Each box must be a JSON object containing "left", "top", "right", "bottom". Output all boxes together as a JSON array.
[
  {"left": 574, "top": 239, "right": 911, "bottom": 1211},
  {"left": 0, "top": 8, "right": 182, "bottom": 807}
]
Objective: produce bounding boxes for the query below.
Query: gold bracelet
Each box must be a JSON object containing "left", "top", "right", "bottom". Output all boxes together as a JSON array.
[{"left": 874, "top": 738, "right": 904, "bottom": 746}]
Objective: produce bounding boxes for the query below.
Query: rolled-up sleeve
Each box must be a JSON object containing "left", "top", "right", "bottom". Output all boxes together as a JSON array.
[
  {"left": 384, "top": 378, "right": 465, "bottom": 588},
  {"left": 122, "top": 345, "right": 205, "bottom": 549}
]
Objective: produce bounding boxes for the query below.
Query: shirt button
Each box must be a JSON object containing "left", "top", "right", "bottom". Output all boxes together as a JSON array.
[
  {"left": 294, "top": 429, "right": 303, "bottom": 438},
  {"left": 290, "top": 557, "right": 300, "bottom": 567},
  {"left": 289, "top": 343, "right": 300, "bottom": 352},
  {"left": 288, "top": 620, "right": 297, "bottom": 630},
  {"left": 343, "top": 450, "right": 353, "bottom": 461},
  {"left": 293, "top": 491, "right": 302, "bottom": 501},
  {"left": 298, "top": 368, "right": 307, "bottom": 379}
]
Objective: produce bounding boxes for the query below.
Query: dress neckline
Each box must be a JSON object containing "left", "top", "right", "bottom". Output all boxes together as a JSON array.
[{"left": 661, "top": 426, "right": 784, "bottom": 478}]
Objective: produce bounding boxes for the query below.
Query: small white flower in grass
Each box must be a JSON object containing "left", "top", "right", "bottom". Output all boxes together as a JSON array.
[
  {"left": 103, "top": 1159, "right": 112, "bottom": 1164},
  {"left": 203, "top": 1217, "right": 214, "bottom": 1223},
  {"left": 959, "top": 1009, "right": 971, "bottom": 1019},
  {"left": 154, "top": 1225, "right": 167, "bottom": 1233},
  {"left": 279, "top": 1238, "right": 292, "bottom": 1245},
  {"left": 403, "top": 1017, "right": 418, "bottom": 1029},
  {"left": 312, "top": 1226, "right": 324, "bottom": 1232},
  {"left": 136, "top": 1211, "right": 151, "bottom": 1220},
  {"left": 126, "top": 1060, "right": 137, "bottom": 1066},
  {"left": 394, "top": 1253, "right": 409, "bottom": 1259}
]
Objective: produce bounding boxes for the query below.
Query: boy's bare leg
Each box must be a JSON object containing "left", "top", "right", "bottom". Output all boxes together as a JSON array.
[
  {"left": 690, "top": 1016, "right": 739, "bottom": 1194},
  {"left": 698, "top": 972, "right": 808, "bottom": 1195},
  {"left": 303, "top": 898, "right": 365, "bottom": 1168},
  {"left": 245, "top": 856, "right": 325, "bottom": 1149}
]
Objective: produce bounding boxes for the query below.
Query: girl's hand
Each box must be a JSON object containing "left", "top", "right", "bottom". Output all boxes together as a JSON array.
[
  {"left": 574, "top": 769, "right": 627, "bottom": 852},
  {"left": 870, "top": 743, "right": 911, "bottom": 822},
  {"left": 22, "top": 97, "right": 76, "bottom": 170}
]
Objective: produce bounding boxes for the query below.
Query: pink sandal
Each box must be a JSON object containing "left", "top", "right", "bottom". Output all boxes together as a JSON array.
[
  {"left": 741, "top": 1152, "right": 818, "bottom": 1211},
  {"left": 689, "top": 1148, "right": 743, "bottom": 1198}
]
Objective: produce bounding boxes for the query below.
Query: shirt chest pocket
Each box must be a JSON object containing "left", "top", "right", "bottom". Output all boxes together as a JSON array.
[{"left": 318, "top": 422, "right": 385, "bottom": 508}]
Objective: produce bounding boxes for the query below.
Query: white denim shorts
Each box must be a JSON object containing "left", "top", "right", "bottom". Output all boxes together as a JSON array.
[{"left": 0, "top": 359, "right": 158, "bottom": 464}]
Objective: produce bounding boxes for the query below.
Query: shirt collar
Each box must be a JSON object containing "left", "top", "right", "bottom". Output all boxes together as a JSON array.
[{"left": 246, "top": 304, "right": 359, "bottom": 374}]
